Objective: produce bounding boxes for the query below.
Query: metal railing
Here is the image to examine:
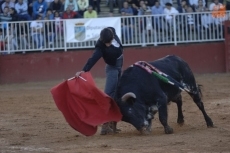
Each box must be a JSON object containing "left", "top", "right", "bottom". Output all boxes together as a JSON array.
[{"left": 0, "top": 11, "right": 228, "bottom": 54}]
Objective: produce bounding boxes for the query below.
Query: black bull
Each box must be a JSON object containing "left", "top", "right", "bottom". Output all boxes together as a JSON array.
[{"left": 114, "top": 55, "right": 214, "bottom": 134}]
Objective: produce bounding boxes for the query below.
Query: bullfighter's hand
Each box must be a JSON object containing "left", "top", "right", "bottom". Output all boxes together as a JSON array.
[{"left": 75, "top": 71, "right": 85, "bottom": 77}]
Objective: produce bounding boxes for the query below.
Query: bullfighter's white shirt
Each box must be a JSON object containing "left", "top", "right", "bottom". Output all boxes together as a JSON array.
[{"left": 112, "top": 39, "right": 120, "bottom": 48}]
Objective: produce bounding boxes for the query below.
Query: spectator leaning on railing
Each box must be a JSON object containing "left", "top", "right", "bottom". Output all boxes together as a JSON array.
[
  {"left": 15, "top": 0, "right": 31, "bottom": 20},
  {"left": 151, "top": 1, "right": 164, "bottom": 31},
  {"left": 30, "top": 15, "right": 44, "bottom": 50},
  {"left": 200, "top": 8, "right": 214, "bottom": 39},
  {"left": 83, "top": 5, "right": 97, "bottom": 18},
  {"left": 33, "top": 0, "right": 48, "bottom": 19},
  {"left": 43, "top": 16, "right": 55, "bottom": 48},
  {"left": 16, "top": 20, "right": 30, "bottom": 50},
  {"left": 121, "top": 1, "right": 134, "bottom": 43}
]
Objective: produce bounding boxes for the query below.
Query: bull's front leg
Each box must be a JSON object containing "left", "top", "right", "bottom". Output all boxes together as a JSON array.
[{"left": 158, "top": 97, "right": 174, "bottom": 134}]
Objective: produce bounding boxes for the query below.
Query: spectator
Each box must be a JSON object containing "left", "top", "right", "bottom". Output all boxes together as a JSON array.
[
  {"left": 121, "top": 7, "right": 134, "bottom": 43},
  {"left": 120, "top": 1, "right": 133, "bottom": 15},
  {"left": 54, "top": 11, "right": 62, "bottom": 34},
  {"left": 46, "top": 8, "right": 54, "bottom": 19},
  {"left": 195, "top": 0, "right": 206, "bottom": 12},
  {"left": 62, "top": 6, "right": 82, "bottom": 19},
  {"left": 15, "top": 0, "right": 31, "bottom": 21},
  {"left": 1, "top": 0, "right": 15, "bottom": 12},
  {"left": 189, "top": 0, "right": 205, "bottom": 11},
  {"left": 164, "top": 2, "right": 179, "bottom": 24},
  {"left": 164, "top": 2, "right": 179, "bottom": 40},
  {"left": 139, "top": 9, "right": 153, "bottom": 45},
  {"left": 16, "top": 21, "right": 30, "bottom": 50},
  {"left": 186, "top": 6, "right": 196, "bottom": 32},
  {"left": 178, "top": 0, "right": 188, "bottom": 13},
  {"left": 64, "top": 0, "right": 78, "bottom": 12},
  {"left": 151, "top": 1, "right": 164, "bottom": 14},
  {"left": 9, "top": 7, "right": 18, "bottom": 21},
  {"left": 151, "top": 1, "right": 164, "bottom": 32},
  {"left": 83, "top": 5, "right": 97, "bottom": 18},
  {"left": 145, "top": 0, "right": 156, "bottom": 7},
  {"left": 45, "top": 0, "right": 53, "bottom": 8},
  {"left": 138, "top": 3, "right": 149, "bottom": 15},
  {"left": 161, "top": 0, "right": 173, "bottom": 8},
  {"left": 49, "top": 0, "right": 64, "bottom": 13},
  {"left": 78, "top": 0, "right": 89, "bottom": 16},
  {"left": 177, "top": 0, "right": 189, "bottom": 7},
  {"left": 5, "top": 26, "right": 18, "bottom": 51},
  {"left": 126, "top": 0, "right": 138, "bottom": 15},
  {"left": 30, "top": 15, "right": 44, "bottom": 50},
  {"left": 209, "top": 0, "right": 224, "bottom": 12},
  {"left": 89, "top": 0, "right": 100, "bottom": 14},
  {"left": 43, "top": 17, "right": 55, "bottom": 48},
  {"left": 0, "top": 6, "right": 12, "bottom": 30},
  {"left": 0, "top": 28, "right": 5, "bottom": 51},
  {"left": 33, "top": 0, "right": 48, "bottom": 19},
  {"left": 200, "top": 8, "right": 214, "bottom": 39},
  {"left": 28, "top": 0, "right": 35, "bottom": 16},
  {"left": 209, "top": 0, "right": 226, "bottom": 27}
]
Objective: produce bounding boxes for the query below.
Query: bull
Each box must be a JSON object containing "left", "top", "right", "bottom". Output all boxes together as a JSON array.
[{"left": 114, "top": 55, "right": 214, "bottom": 134}]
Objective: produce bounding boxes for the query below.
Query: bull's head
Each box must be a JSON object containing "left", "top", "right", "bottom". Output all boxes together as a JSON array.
[{"left": 119, "top": 92, "right": 158, "bottom": 134}]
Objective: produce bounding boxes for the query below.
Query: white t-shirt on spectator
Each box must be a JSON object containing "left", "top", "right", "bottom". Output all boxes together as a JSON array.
[
  {"left": 187, "top": 15, "right": 194, "bottom": 25},
  {"left": 164, "top": 7, "right": 179, "bottom": 20},
  {"left": 201, "top": 14, "right": 214, "bottom": 28},
  {"left": 209, "top": 2, "right": 224, "bottom": 11},
  {"left": 30, "top": 21, "right": 43, "bottom": 35}
]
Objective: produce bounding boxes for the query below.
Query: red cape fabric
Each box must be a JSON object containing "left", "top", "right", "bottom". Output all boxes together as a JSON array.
[{"left": 50, "top": 72, "right": 122, "bottom": 136}]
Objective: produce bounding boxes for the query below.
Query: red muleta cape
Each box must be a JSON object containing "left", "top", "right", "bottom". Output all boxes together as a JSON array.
[{"left": 50, "top": 72, "right": 122, "bottom": 136}]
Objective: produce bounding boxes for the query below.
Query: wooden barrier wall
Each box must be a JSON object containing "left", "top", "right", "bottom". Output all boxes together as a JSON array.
[{"left": 0, "top": 42, "right": 226, "bottom": 84}]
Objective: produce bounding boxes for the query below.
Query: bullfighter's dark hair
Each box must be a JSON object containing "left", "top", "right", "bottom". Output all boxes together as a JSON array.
[{"left": 100, "top": 28, "right": 114, "bottom": 44}]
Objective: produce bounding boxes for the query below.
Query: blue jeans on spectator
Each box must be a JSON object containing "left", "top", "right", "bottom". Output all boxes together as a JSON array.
[
  {"left": 32, "top": 33, "right": 43, "bottom": 48},
  {"left": 122, "top": 25, "right": 133, "bottom": 43},
  {"left": 18, "top": 14, "right": 31, "bottom": 21},
  {"left": 47, "top": 33, "right": 55, "bottom": 44}
]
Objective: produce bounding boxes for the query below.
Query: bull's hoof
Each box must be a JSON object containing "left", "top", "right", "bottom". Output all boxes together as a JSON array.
[
  {"left": 177, "top": 118, "right": 184, "bottom": 125},
  {"left": 206, "top": 119, "right": 214, "bottom": 128},
  {"left": 164, "top": 127, "right": 173, "bottom": 134},
  {"left": 140, "top": 127, "right": 151, "bottom": 135}
]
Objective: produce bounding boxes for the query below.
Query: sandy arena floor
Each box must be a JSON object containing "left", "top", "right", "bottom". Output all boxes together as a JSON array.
[{"left": 0, "top": 73, "right": 230, "bottom": 153}]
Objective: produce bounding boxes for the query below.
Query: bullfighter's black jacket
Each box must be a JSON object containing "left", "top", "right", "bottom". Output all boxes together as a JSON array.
[{"left": 82, "top": 27, "right": 123, "bottom": 72}]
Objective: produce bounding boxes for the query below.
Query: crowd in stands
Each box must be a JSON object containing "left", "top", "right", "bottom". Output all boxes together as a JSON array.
[{"left": 0, "top": 0, "right": 229, "bottom": 52}]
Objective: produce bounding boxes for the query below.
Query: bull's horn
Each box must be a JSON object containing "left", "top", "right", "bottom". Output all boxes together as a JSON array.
[{"left": 121, "top": 92, "right": 136, "bottom": 102}]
